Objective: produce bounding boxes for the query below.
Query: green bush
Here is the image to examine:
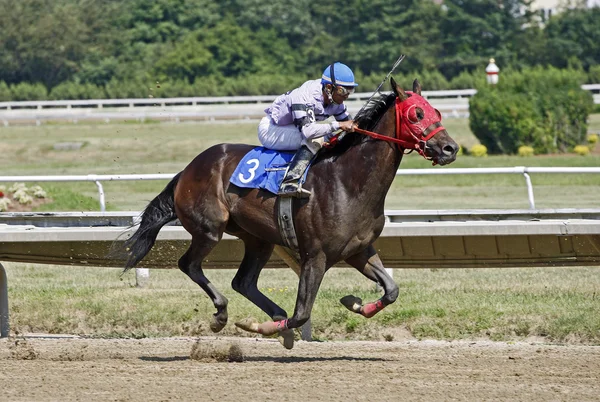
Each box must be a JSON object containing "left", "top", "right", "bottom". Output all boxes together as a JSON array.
[
  {"left": 104, "top": 79, "right": 152, "bottom": 99},
  {"left": 587, "top": 65, "right": 600, "bottom": 84},
  {"left": 10, "top": 82, "right": 48, "bottom": 101},
  {"left": 469, "top": 67, "right": 594, "bottom": 154},
  {"left": 49, "top": 82, "right": 106, "bottom": 100},
  {"left": 410, "top": 69, "right": 449, "bottom": 91},
  {"left": 0, "top": 81, "right": 11, "bottom": 101},
  {"left": 190, "top": 76, "right": 223, "bottom": 97},
  {"left": 151, "top": 80, "right": 197, "bottom": 98},
  {"left": 449, "top": 70, "right": 485, "bottom": 90}
]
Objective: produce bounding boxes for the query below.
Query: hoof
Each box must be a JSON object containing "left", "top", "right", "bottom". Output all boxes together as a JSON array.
[
  {"left": 340, "top": 295, "right": 363, "bottom": 314},
  {"left": 273, "top": 315, "right": 294, "bottom": 349},
  {"left": 235, "top": 317, "right": 260, "bottom": 333},
  {"left": 210, "top": 316, "right": 227, "bottom": 333},
  {"left": 277, "top": 328, "right": 294, "bottom": 349}
]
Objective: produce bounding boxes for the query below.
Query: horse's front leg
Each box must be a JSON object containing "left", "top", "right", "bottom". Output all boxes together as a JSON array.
[
  {"left": 232, "top": 236, "right": 295, "bottom": 349},
  {"left": 238, "top": 253, "right": 327, "bottom": 338},
  {"left": 341, "top": 244, "right": 399, "bottom": 318}
]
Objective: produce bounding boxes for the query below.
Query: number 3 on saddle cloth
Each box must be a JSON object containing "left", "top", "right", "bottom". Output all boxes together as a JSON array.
[{"left": 229, "top": 147, "right": 310, "bottom": 194}]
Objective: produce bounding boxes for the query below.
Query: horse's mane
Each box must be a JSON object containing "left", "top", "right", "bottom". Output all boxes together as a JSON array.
[
  {"left": 355, "top": 91, "right": 397, "bottom": 130},
  {"left": 320, "top": 92, "right": 397, "bottom": 157}
]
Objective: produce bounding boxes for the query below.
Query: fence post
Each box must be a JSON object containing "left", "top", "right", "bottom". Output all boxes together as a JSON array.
[
  {"left": 523, "top": 171, "right": 536, "bottom": 209},
  {"left": 135, "top": 268, "right": 150, "bottom": 288},
  {"left": 0, "top": 263, "right": 9, "bottom": 338},
  {"left": 93, "top": 179, "right": 106, "bottom": 212}
]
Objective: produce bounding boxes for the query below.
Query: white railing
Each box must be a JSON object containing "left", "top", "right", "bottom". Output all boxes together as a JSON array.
[
  {"left": 0, "top": 85, "right": 598, "bottom": 111},
  {"left": 1, "top": 86, "right": 597, "bottom": 125},
  {"left": 0, "top": 89, "right": 479, "bottom": 111},
  {"left": 581, "top": 84, "right": 600, "bottom": 91},
  {"left": 395, "top": 167, "right": 600, "bottom": 209},
  {"left": 0, "top": 174, "right": 174, "bottom": 212},
  {"left": 2, "top": 167, "right": 600, "bottom": 211}
]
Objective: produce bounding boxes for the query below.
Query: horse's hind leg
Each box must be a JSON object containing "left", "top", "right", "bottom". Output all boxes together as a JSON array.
[
  {"left": 179, "top": 236, "right": 229, "bottom": 333},
  {"left": 340, "top": 244, "right": 399, "bottom": 318}
]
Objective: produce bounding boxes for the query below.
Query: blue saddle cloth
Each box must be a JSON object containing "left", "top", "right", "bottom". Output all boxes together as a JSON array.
[{"left": 230, "top": 147, "right": 298, "bottom": 195}]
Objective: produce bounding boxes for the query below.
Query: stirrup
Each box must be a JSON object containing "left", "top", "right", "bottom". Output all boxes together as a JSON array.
[{"left": 278, "top": 182, "right": 311, "bottom": 198}]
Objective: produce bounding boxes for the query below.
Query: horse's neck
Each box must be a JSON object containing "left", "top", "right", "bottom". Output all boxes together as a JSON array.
[{"left": 336, "top": 112, "right": 402, "bottom": 204}]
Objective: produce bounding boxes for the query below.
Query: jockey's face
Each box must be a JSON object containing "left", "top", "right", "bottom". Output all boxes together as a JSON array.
[
  {"left": 325, "top": 84, "right": 353, "bottom": 105},
  {"left": 335, "top": 85, "right": 355, "bottom": 97}
]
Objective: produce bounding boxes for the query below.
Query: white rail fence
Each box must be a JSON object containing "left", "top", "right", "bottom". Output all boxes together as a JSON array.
[
  {"left": 1, "top": 85, "right": 598, "bottom": 110},
  {"left": 0, "top": 85, "right": 598, "bottom": 125},
  {"left": 0, "top": 89, "right": 479, "bottom": 110},
  {"left": 2, "top": 167, "right": 600, "bottom": 211}
]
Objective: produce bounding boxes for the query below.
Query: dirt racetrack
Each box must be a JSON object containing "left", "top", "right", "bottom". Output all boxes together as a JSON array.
[{"left": 1, "top": 336, "right": 599, "bottom": 401}]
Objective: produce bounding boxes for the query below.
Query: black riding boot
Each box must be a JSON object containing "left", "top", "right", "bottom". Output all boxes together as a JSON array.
[{"left": 278, "top": 145, "right": 316, "bottom": 198}]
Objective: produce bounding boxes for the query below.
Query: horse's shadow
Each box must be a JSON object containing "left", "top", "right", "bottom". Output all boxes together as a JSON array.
[
  {"left": 243, "top": 355, "right": 388, "bottom": 363},
  {"left": 139, "top": 355, "right": 388, "bottom": 363}
]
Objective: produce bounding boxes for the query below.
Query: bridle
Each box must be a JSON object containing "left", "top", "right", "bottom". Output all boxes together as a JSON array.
[{"left": 353, "top": 92, "right": 445, "bottom": 162}]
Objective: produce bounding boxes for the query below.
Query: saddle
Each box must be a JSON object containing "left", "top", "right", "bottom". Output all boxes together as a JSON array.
[
  {"left": 229, "top": 146, "right": 311, "bottom": 251},
  {"left": 229, "top": 147, "right": 309, "bottom": 195}
]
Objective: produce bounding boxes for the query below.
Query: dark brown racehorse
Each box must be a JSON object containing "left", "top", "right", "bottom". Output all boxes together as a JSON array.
[{"left": 120, "top": 78, "right": 458, "bottom": 348}]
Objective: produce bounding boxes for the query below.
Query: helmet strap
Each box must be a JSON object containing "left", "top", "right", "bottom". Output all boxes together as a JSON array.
[
  {"left": 327, "top": 62, "right": 340, "bottom": 105},
  {"left": 325, "top": 86, "right": 337, "bottom": 105},
  {"left": 329, "top": 62, "right": 337, "bottom": 86}
]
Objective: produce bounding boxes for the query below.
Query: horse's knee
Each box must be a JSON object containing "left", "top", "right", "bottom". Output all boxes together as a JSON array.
[{"left": 382, "top": 283, "right": 399, "bottom": 305}]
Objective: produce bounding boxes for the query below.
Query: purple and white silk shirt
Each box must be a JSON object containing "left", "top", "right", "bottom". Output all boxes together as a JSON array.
[{"left": 264, "top": 79, "right": 351, "bottom": 140}]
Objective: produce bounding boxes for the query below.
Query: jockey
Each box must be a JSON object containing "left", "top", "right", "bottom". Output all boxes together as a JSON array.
[{"left": 258, "top": 62, "right": 358, "bottom": 198}]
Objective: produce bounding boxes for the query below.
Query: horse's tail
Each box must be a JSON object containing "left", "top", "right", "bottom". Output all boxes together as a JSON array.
[{"left": 122, "top": 172, "right": 181, "bottom": 271}]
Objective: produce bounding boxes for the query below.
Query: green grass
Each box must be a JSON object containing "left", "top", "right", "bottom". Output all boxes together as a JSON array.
[
  {"left": 2, "top": 118, "right": 600, "bottom": 211},
  {"left": 4, "top": 264, "right": 599, "bottom": 344},
  {"left": 2, "top": 119, "right": 600, "bottom": 343}
]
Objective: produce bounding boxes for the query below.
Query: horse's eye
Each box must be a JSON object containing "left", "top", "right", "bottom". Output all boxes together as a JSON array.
[
  {"left": 416, "top": 108, "right": 425, "bottom": 121},
  {"left": 407, "top": 107, "right": 425, "bottom": 123}
]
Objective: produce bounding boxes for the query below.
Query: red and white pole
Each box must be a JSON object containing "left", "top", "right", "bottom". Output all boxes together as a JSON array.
[{"left": 486, "top": 58, "right": 499, "bottom": 85}]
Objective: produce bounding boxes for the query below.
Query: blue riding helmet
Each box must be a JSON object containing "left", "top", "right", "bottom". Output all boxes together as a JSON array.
[{"left": 321, "top": 62, "right": 358, "bottom": 87}]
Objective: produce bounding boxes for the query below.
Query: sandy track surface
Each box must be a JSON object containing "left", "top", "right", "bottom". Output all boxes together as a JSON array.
[{"left": 1, "top": 336, "right": 599, "bottom": 401}]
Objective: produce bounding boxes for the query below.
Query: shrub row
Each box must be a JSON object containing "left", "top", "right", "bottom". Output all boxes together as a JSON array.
[{"left": 2, "top": 66, "right": 598, "bottom": 102}]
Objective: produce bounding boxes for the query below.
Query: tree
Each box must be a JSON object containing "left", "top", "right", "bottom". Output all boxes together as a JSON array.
[
  {"left": 154, "top": 34, "right": 214, "bottom": 82},
  {"left": 544, "top": 8, "right": 600, "bottom": 70},
  {"left": 0, "top": 0, "right": 127, "bottom": 88},
  {"left": 438, "top": 0, "right": 536, "bottom": 78}
]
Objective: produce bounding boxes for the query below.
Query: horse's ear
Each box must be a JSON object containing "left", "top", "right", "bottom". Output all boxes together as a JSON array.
[
  {"left": 413, "top": 79, "right": 421, "bottom": 96},
  {"left": 391, "top": 76, "right": 408, "bottom": 101}
]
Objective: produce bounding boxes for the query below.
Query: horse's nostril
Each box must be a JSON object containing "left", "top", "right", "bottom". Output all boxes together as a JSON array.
[{"left": 443, "top": 144, "right": 457, "bottom": 156}]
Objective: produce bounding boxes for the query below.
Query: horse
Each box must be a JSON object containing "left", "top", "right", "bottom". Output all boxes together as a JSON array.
[{"left": 120, "top": 77, "right": 459, "bottom": 349}]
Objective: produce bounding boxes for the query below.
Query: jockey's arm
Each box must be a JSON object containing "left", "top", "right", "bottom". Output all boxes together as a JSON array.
[
  {"left": 291, "top": 100, "right": 354, "bottom": 140},
  {"left": 298, "top": 119, "right": 341, "bottom": 140}
]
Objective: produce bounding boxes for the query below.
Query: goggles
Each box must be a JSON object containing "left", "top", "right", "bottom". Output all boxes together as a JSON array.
[{"left": 334, "top": 85, "right": 355, "bottom": 96}]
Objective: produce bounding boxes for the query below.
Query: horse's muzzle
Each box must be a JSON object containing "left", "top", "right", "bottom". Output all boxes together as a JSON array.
[{"left": 428, "top": 140, "right": 459, "bottom": 166}]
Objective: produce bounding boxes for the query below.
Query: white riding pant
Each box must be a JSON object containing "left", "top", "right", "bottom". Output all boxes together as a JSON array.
[{"left": 258, "top": 117, "right": 324, "bottom": 153}]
